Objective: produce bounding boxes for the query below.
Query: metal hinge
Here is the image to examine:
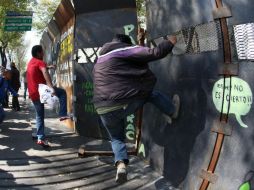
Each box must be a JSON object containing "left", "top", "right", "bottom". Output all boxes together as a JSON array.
[
  {"left": 212, "top": 6, "right": 232, "bottom": 20},
  {"left": 218, "top": 63, "right": 239, "bottom": 76},
  {"left": 211, "top": 119, "right": 232, "bottom": 136},
  {"left": 200, "top": 170, "right": 218, "bottom": 184}
]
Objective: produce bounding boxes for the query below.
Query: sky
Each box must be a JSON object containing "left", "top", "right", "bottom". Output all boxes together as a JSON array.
[
  {"left": 24, "top": 0, "right": 42, "bottom": 61},
  {"left": 24, "top": 29, "right": 40, "bottom": 61}
]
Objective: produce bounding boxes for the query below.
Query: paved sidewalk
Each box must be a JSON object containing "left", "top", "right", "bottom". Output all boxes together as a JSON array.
[{"left": 0, "top": 96, "right": 169, "bottom": 190}]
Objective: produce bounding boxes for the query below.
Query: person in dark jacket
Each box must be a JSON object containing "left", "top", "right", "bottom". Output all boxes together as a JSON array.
[
  {"left": 0, "top": 67, "right": 18, "bottom": 127},
  {"left": 93, "top": 34, "right": 180, "bottom": 183},
  {"left": 22, "top": 71, "right": 28, "bottom": 100},
  {"left": 10, "top": 62, "right": 21, "bottom": 111}
]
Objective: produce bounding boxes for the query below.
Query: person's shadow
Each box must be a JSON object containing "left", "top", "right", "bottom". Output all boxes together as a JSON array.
[
  {"left": 0, "top": 106, "right": 48, "bottom": 189},
  {"left": 141, "top": 78, "right": 208, "bottom": 189},
  {"left": 0, "top": 169, "right": 37, "bottom": 189}
]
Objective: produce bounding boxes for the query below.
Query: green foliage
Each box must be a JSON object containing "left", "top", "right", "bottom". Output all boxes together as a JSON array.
[
  {"left": 31, "top": 0, "right": 61, "bottom": 35},
  {"left": 8, "top": 37, "right": 28, "bottom": 72},
  {"left": 136, "top": 0, "right": 145, "bottom": 16},
  {"left": 0, "top": 0, "right": 29, "bottom": 72}
]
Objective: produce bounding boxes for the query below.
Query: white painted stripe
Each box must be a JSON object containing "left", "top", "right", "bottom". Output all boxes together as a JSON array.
[
  {"left": 234, "top": 23, "right": 254, "bottom": 60},
  {"left": 98, "top": 45, "right": 140, "bottom": 58}
]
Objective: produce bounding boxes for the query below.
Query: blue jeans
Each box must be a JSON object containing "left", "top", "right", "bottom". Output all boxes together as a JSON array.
[
  {"left": 32, "top": 87, "right": 68, "bottom": 140},
  {"left": 99, "top": 91, "right": 175, "bottom": 165},
  {"left": 54, "top": 87, "right": 68, "bottom": 117}
]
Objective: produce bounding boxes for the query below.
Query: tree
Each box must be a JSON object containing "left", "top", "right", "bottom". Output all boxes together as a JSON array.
[
  {"left": 0, "top": 0, "right": 30, "bottom": 68},
  {"left": 8, "top": 37, "right": 28, "bottom": 72},
  {"left": 0, "top": 0, "right": 30, "bottom": 48},
  {"left": 31, "top": 0, "right": 61, "bottom": 35}
]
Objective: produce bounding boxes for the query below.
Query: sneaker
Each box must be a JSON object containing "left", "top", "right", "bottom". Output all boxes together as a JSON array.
[
  {"left": 37, "top": 139, "right": 50, "bottom": 148},
  {"left": 163, "top": 114, "right": 172, "bottom": 124},
  {"left": 115, "top": 161, "right": 127, "bottom": 183},
  {"left": 13, "top": 107, "right": 20, "bottom": 112},
  {"left": 59, "top": 115, "right": 72, "bottom": 121},
  {"left": 172, "top": 94, "right": 180, "bottom": 119},
  {"left": 32, "top": 132, "right": 37, "bottom": 140}
]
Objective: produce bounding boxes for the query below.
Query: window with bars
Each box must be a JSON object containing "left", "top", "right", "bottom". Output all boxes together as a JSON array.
[{"left": 78, "top": 47, "right": 101, "bottom": 63}]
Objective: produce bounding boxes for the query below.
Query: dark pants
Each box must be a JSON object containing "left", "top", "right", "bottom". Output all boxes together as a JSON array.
[
  {"left": 2, "top": 91, "right": 9, "bottom": 108},
  {"left": 24, "top": 83, "right": 27, "bottom": 99},
  {"left": 12, "top": 95, "right": 20, "bottom": 111}
]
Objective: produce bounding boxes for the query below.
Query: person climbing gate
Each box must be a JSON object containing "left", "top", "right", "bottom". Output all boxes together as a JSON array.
[{"left": 92, "top": 33, "right": 180, "bottom": 183}]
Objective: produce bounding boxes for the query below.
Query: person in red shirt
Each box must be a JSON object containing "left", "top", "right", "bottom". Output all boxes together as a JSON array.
[{"left": 27, "top": 45, "right": 70, "bottom": 147}]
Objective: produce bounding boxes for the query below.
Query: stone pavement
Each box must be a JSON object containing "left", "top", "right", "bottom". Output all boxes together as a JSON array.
[{"left": 0, "top": 96, "right": 170, "bottom": 190}]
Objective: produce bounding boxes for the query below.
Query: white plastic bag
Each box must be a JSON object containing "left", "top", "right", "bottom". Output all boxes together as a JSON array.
[{"left": 38, "top": 84, "right": 59, "bottom": 109}]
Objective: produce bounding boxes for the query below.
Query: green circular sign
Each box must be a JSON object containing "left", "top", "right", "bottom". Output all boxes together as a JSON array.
[{"left": 212, "top": 77, "right": 253, "bottom": 128}]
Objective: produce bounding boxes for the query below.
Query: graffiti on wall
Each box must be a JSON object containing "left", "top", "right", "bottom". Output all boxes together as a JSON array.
[
  {"left": 124, "top": 24, "right": 135, "bottom": 44},
  {"left": 81, "top": 81, "right": 96, "bottom": 113},
  {"left": 60, "top": 26, "right": 74, "bottom": 62},
  {"left": 125, "top": 114, "right": 135, "bottom": 141},
  {"left": 212, "top": 77, "right": 253, "bottom": 128},
  {"left": 123, "top": 23, "right": 139, "bottom": 144},
  {"left": 125, "top": 114, "right": 146, "bottom": 157},
  {"left": 124, "top": 24, "right": 147, "bottom": 156},
  {"left": 58, "top": 26, "right": 74, "bottom": 86},
  {"left": 138, "top": 143, "right": 146, "bottom": 158},
  {"left": 58, "top": 61, "right": 73, "bottom": 85}
]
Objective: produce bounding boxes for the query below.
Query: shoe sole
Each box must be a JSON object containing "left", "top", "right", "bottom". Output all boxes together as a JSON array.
[
  {"left": 116, "top": 172, "right": 127, "bottom": 183},
  {"left": 32, "top": 132, "right": 37, "bottom": 141},
  {"left": 59, "top": 116, "right": 72, "bottom": 121},
  {"left": 37, "top": 143, "right": 50, "bottom": 148},
  {"left": 59, "top": 118, "right": 69, "bottom": 121},
  {"left": 37, "top": 140, "right": 50, "bottom": 148}
]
